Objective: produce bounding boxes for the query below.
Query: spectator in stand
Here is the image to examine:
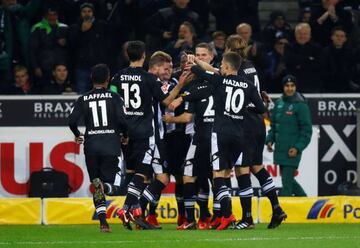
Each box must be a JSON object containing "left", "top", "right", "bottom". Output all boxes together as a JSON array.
[
  {"left": 209, "top": 31, "right": 226, "bottom": 68},
  {"left": 262, "top": 10, "right": 292, "bottom": 50},
  {"left": 42, "top": 63, "right": 73, "bottom": 94},
  {"left": 145, "top": 0, "right": 203, "bottom": 53},
  {"left": 322, "top": 26, "right": 354, "bottom": 92},
  {"left": 8, "top": 65, "right": 39, "bottom": 94},
  {"left": 265, "top": 34, "right": 289, "bottom": 93},
  {"left": 237, "top": 23, "right": 269, "bottom": 88},
  {"left": 68, "top": 2, "right": 107, "bottom": 93},
  {"left": 299, "top": 7, "right": 312, "bottom": 23},
  {"left": 30, "top": 5, "right": 68, "bottom": 86},
  {"left": 284, "top": 23, "right": 324, "bottom": 92},
  {"left": 165, "top": 21, "right": 199, "bottom": 66},
  {"left": 310, "top": 0, "right": 353, "bottom": 47},
  {"left": 0, "top": 0, "right": 42, "bottom": 93},
  {"left": 210, "top": 0, "right": 260, "bottom": 37}
]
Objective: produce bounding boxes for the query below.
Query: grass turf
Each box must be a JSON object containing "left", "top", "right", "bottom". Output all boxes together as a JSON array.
[{"left": 0, "top": 224, "right": 359, "bottom": 248}]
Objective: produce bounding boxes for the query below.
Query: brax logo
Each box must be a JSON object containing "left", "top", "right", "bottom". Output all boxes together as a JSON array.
[
  {"left": 317, "top": 100, "right": 357, "bottom": 117},
  {"left": 33, "top": 101, "right": 73, "bottom": 119}
]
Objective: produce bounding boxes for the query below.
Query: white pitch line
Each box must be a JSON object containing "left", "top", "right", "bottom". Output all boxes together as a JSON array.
[{"left": 0, "top": 236, "right": 359, "bottom": 245}]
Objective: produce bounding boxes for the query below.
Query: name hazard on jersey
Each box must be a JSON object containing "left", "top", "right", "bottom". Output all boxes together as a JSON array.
[{"left": 223, "top": 78, "right": 248, "bottom": 88}]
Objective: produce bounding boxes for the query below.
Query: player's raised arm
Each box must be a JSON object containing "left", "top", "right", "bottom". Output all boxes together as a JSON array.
[
  {"left": 162, "top": 112, "right": 193, "bottom": 124},
  {"left": 161, "top": 70, "right": 192, "bottom": 106},
  {"left": 190, "top": 65, "right": 222, "bottom": 87}
]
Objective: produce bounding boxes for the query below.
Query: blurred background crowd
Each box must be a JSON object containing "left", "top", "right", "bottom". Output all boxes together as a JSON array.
[{"left": 1, "top": 0, "right": 360, "bottom": 95}]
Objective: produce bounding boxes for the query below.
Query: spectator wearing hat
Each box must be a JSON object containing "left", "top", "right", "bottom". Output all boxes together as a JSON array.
[
  {"left": 299, "top": 7, "right": 312, "bottom": 23},
  {"left": 284, "top": 23, "right": 324, "bottom": 92},
  {"left": 30, "top": 4, "right": 68, "bottom": 86},
  {"left": 265, "top": 34, "right": 289, "bottom": 92},
  {"left": 68, "top": 2, "right": 107, "bottom": 93},
  {"left": 266, "top": 75, "right": 312, "bottom": 196},
  {"left": 262, "top": 10, "right": 292, "bottom": 49}
]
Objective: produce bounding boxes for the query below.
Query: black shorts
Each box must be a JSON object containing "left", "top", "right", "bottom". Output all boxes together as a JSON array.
[
  {"left": 85, "top": 155, "right": 121, "bottom": 185},
  {"left": 183, "top": 135, "right": 212, "bottom": 178},
  {"left": 211, "top": 132, "right": 244, "bottom": 171},
  {"left": 236, "top": 112, "right": 266, "bottom": 167},
  {"left": 164, "top": 131, "right": 191, "bottom": 176},
  {"left": 122, "top": 136, "right": 155, "bottom": 176},
  {"left": 151, "top": 140, "right": 168, "bottom": 175}
]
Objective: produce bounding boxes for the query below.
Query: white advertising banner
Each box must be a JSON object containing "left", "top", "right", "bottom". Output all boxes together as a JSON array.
[
  {"left": 0, "top": 127, "right": 93, "bottom": 197},
  {"left": 253, "top": 126, "right": 319, "bottom": 196}
]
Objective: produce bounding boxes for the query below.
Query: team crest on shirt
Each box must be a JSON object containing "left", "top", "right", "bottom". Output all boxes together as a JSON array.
[
  {"left": 286, "top": 104, "right": 294, "bottom": 115},
  {"left": 161, "top": 82, "right": 170, "bottom": 94}
]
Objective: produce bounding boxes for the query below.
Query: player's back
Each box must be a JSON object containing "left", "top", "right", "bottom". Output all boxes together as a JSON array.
[
  {"left": 75, "top": 87, "right": 126, "bottom": 155},
  {"left": 110, "top": 67, "right": 165, "bottom": 139},
  {"left": 186, "top": 82, "right": 215, "bottom": 140},
  {"left": 213, "top": 74, "right": 264, "bottom": 137},
  {"left": 238, "top": 59, "right": 260, "bottom": 92}
]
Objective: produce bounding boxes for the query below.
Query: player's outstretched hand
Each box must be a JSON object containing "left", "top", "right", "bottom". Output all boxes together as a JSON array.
[
  {"left": 261, "top": 91, "right": 271, "bottom": 103},
  {"left": 266, "top": 142, "right": 273, "bottom": 152},
  {"left": 75, "top": 134, "right": 84, "bottom": 144},
  {"left": 179, "top": 70, "right": 194, "bottom": 86},
  {"left": 168, "top": 97, "right": 183, "bottom": 111},
  {"left": 162, "top": 114, "right": 173, "bottom": 123}
]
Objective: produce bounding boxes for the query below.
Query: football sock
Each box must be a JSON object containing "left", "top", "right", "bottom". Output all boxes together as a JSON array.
[
  {"left": 224, "top": 177, "right": 233, "bottom": 211},
  {"left": 149, "top": 194, "right": 160, "bottom": 215},
  {"left": 197, "top": 177, "right": 211, "bottom": 220},
  {"left": 214, "top": 177, "right": 232, "bottom": 218},
  {"left": 255, "top": 168, "right": 279, "bottom": 210},
  {"left": 93, "top": 195, "right": 107, "bottom": 225},
  {"left": 140, "top": 179, "right": 165, "bottom": 213},
  {"left": 175, "top": 183, "right": 185, "bottom": 215},
  {"left": 237, "top": 174, "right": 253, "bottom": 219},
  {"left": 183, "top": 182, "right": 197, "bottom": 223},
  {"left": 124, "top": 174, "right": 145, "bottom": 210}
]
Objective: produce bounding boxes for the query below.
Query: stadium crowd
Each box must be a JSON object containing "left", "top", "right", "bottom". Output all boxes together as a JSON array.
[{"left": 1, "top": 0, "right": 360, "bottom": 95}]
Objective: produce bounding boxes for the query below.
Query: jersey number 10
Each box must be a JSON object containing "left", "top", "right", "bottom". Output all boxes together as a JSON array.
[{"left": 225, "top": 86, "right": 245, "bottom": 114}]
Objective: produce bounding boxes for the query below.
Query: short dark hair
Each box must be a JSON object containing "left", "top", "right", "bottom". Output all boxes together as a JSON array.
[
  {"left": 126, "top": 41, "right": 146, "bottom": 62},
  {"left": 149, "top": 51, "right": 172, "bottom": 69},
  {"left": 53, "top": 62, "right": 67, "bottom": 71},
  {"left": 91, "top": 64, "right": 110, "bottom": 84},
  {"left": 331, "top": 26, "right": 347, "bottom": 36},
  {"left": 196, "top": 42, "right": 213, "bottom": 54},
  {"left": 223, "top": 52, "right": 242, "bottom": 71},
  {"left": 212, "top": 31, "right": 226, "bottom": 40}
]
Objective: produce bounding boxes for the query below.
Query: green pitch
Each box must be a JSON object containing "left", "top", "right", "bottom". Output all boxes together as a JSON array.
[{"left": 0, "top": 224, "right": 359, "bottom": 248}]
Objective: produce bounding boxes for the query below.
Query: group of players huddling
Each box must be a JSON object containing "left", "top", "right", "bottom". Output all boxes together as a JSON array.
[{"left": 68, "top": 34, "right": 287, "bottom": 233}]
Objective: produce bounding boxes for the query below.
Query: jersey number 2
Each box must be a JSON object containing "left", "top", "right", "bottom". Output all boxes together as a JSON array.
[{"left": 89, "top": 100, "right": 108, "bottom": 127}]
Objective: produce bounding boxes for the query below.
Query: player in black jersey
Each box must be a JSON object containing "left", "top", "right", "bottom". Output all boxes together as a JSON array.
[
  {"left": 225, "top": 34, "right": 287, "bottom": 230},
  {"left": 138, "top": 51, "right": 174, "bottom": 229},
  {"left": 109, "top": 41, "right": 190, "bottom": 230},
  {"left": 189, "top": 52, "right": 266, "bottom": 230},
  {"left": 163, "top": 81, "right": 214, "bottom": 230},
  {"left": 68, "top": 64, "right": 128, "bottom": 233}
]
